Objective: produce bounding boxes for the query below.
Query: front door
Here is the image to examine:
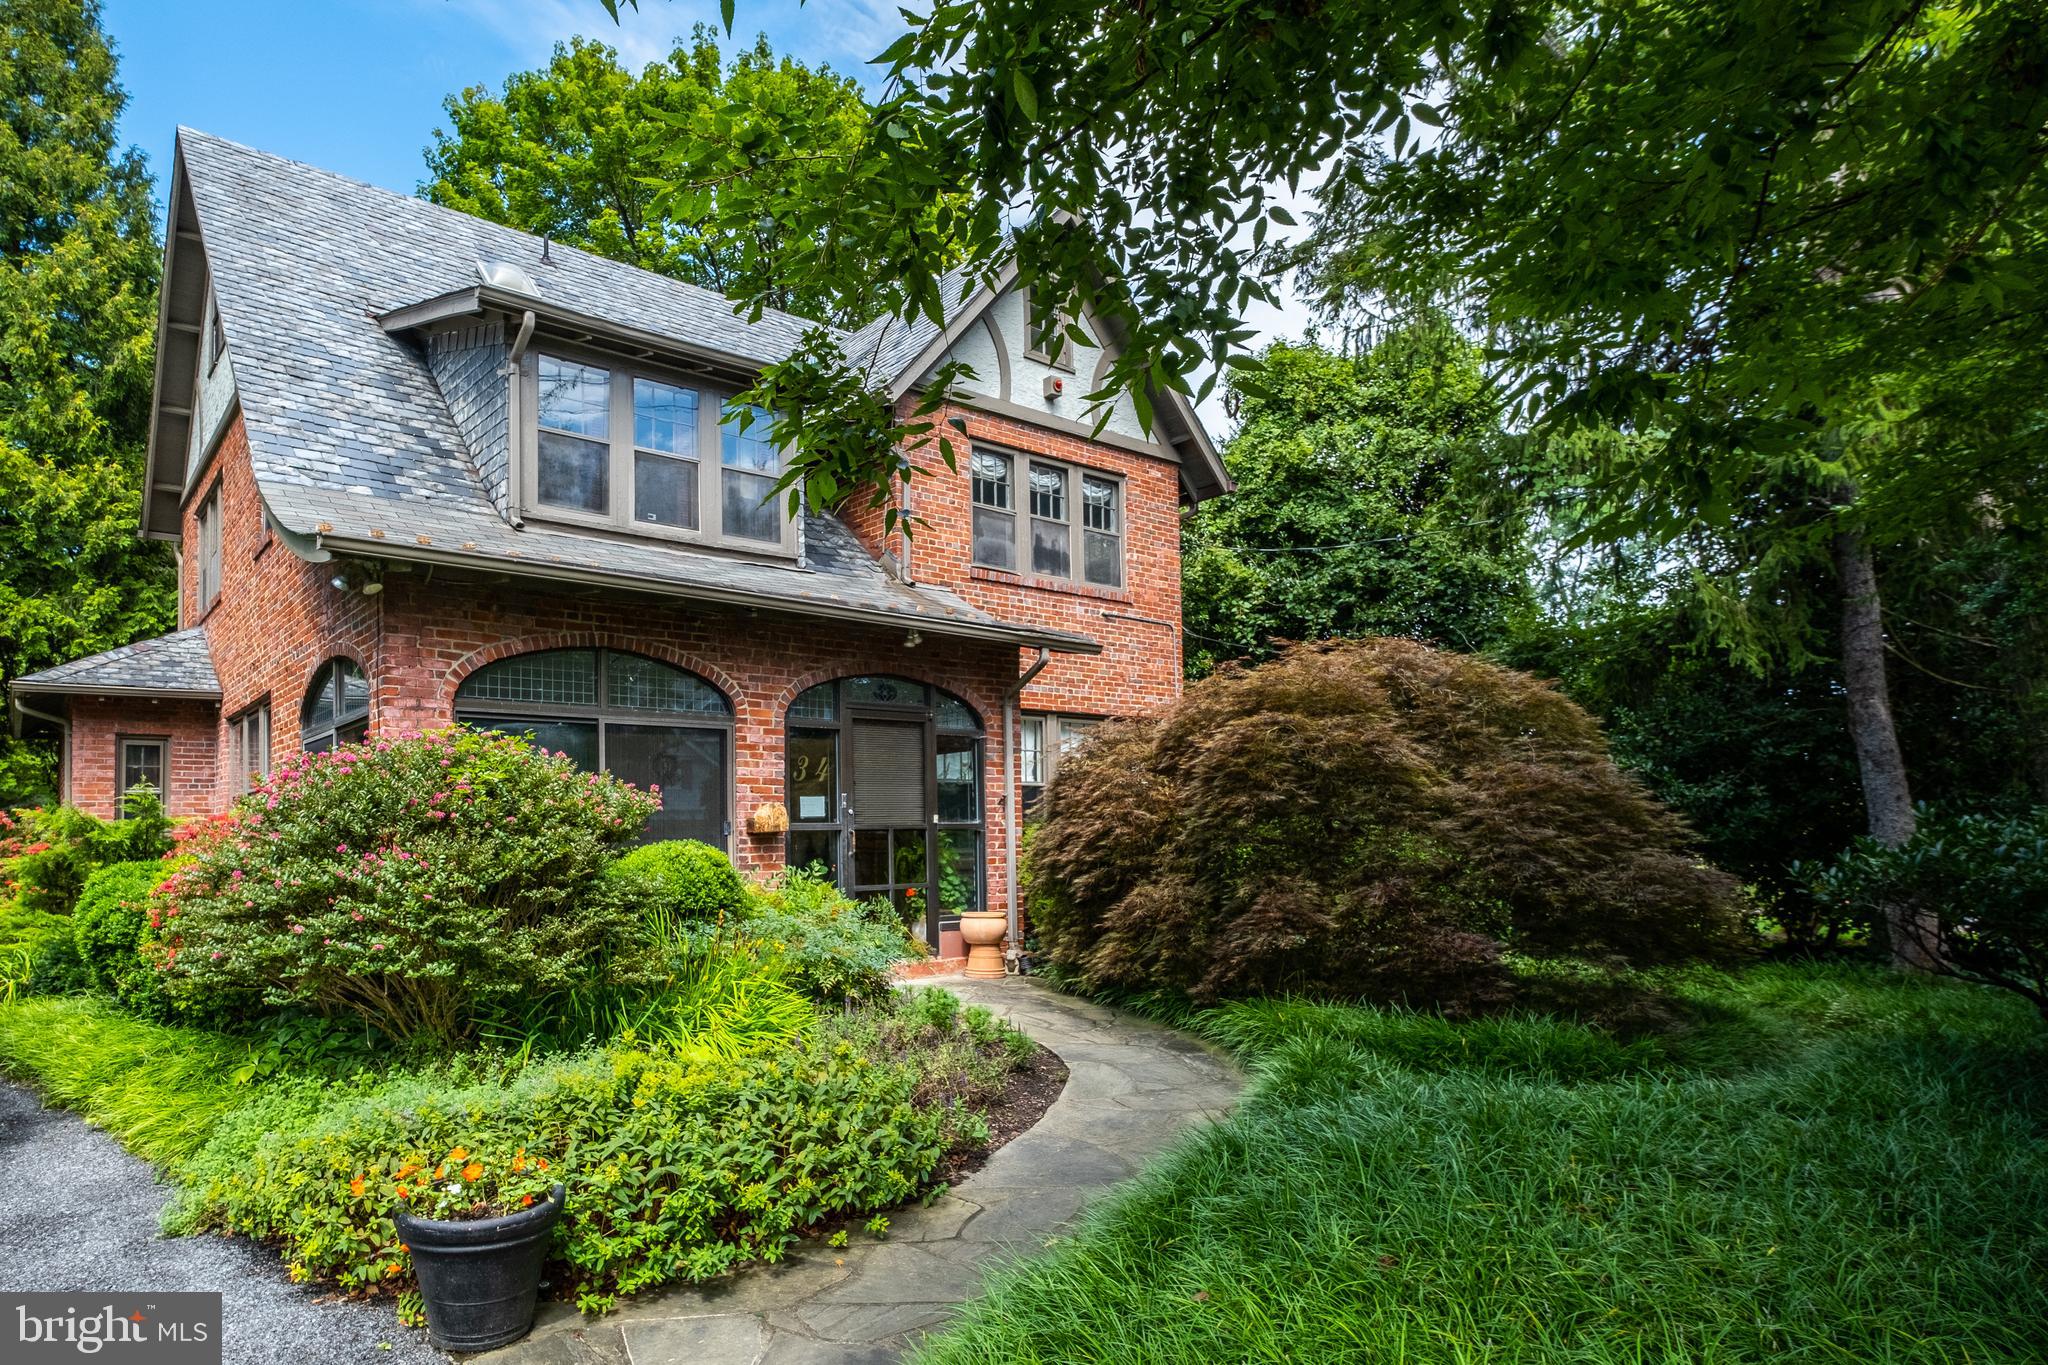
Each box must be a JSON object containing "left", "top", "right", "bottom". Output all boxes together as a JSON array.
[{"left": 844, "top": 714, "right": 937, "bottom": 946}]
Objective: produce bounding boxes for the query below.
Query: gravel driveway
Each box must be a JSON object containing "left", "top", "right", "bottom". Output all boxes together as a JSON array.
[{"left": 0, "top": 1082, "right": 446, "bottom": 1365}]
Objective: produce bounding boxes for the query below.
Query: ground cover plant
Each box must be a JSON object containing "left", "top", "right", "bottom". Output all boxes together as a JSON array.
[
  {"left": 1029, "top": 637, "right": 1749, "bottom": 1010},
  {"left": 915, "top": 963, "right": 2048, "bottom": 1365}
]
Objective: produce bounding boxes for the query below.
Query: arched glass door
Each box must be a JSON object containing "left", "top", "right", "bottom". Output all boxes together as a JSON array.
[
  {"left": 455, "top": 648, "right": 733, "bottom": 847},
  {"left": 784, "top": 676, "right": 982, "bottom": 947}
]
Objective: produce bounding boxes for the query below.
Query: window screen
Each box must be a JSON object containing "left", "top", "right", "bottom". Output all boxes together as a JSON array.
[{"left": 852, "top": 719, "right": 927, "bottom": 825}]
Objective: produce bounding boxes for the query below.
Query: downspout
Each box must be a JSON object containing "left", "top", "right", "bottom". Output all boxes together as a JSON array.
[
  {"left": 11, "top": 695, "right": 72, "bottom": 806},
  {"left": 503, "top": 309, "right": 536, "bottom": 529},
  {"left": 1002, "top": 647, "right": 1052, "bottom": 969}
]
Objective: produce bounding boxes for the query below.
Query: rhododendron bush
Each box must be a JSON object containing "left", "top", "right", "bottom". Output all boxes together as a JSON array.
[{"left": 159, "top": 728, "right": 657, "bottom": 1040}]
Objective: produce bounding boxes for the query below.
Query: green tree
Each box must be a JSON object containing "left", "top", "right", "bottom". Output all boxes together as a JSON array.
[
  {"left": 0, "top": 0, "right": 175, "bottom": 803},
  {"left": 1182, "top": 332, "right": 1532, "bottom": 675},
  {"left": 424, "top": 29, "right": 883, "bottom": 325}
]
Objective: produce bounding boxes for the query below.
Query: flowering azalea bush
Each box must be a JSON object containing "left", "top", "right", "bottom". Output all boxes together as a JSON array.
[{"left": 157, "top": 728, "right": 659, "bottom": 1040}]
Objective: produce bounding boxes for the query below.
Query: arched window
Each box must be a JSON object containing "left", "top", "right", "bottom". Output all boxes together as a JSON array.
[
  {"left": 785, "top": 675, "right": 984, "bottom": 947},
  {"left": 301, "top": 657, "right": 370, "bottom": 752},
  {"left": 455, "top": 648, "right": 732, "bottom": 847}
]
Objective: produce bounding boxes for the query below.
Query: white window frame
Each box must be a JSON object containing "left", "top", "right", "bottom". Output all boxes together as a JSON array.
[
  {"left": 970, "top": 445, "right": 1124, "bottom": 588},
  {"left": 1019, "top": 711, "right": 1101, "bottom": 812},
  {"left": 195, "top": 486, "right": 222, "bottom": 611},
  {"left": 230, "top": 703, "right": 271, "bottom": 796},
  {"left": 516, "top": 346, "right": 797, "bottom": 557}
]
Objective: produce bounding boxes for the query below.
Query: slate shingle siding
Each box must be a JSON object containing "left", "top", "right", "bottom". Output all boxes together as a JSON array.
[{"left": 425, "top": 323, "right": 512, "bottom": 516}]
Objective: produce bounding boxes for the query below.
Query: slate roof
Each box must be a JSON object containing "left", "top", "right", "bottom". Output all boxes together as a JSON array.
[
  {"left": 12, "top": 628, "right": 220, "bottom": 697},
  {"left": 844, "top": 263, "right": 989, "bottom": 388},
  {"left": 174, "top": 131, "right": 1095, "bottom": 653}
]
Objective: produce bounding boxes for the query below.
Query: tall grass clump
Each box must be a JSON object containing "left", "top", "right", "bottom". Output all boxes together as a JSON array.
[
  {"left": 0, "top": 997, "right": 257, "bottom": 1165},
  {"left": 915, "top": 963, "right": 2047, "bottom": 1365}
]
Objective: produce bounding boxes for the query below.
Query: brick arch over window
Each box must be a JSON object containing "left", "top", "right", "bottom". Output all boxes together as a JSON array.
[{"left": 439, "top": 633, "right": 746, "bottom": 718}]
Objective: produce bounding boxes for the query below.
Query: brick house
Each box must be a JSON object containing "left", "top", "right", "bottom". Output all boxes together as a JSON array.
[{"left": 7, "top": 130, "right": 1229, "bottom": 960}]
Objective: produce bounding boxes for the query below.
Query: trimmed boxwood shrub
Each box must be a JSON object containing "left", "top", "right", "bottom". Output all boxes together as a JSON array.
[
  {"left": 72, "top": 860, "right": 170, "bottom": 1013},
  {"left": 1028, "top": 637, "right": 1749, "bottom": 1009},
  {"left": 156, "top": 728, "right": 659, "bottom": 1041},
  {"left": 614, "top": 839, "right": 749, "bottom": 927}
]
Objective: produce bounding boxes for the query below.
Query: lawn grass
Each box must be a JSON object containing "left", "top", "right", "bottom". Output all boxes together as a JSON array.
[{"left": 914, "top": 963, "right": 2048, "bottom": 1364}]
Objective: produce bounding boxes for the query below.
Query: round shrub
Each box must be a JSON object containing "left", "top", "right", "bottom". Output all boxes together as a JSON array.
[
  {"left": 1027, "top": 637, "right": 1749, "bottom": 1010},
  {"left": 614, "top": 840, "right": 748, "bottom": 928},
  {"left": 72, "top": 859, "right": 168, "bottom": 1011},
  {"left": 156, "top": 727, "right": 659, "bottom": 1041}
]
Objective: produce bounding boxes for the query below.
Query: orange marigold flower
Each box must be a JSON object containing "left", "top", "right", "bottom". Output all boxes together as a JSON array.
[
  {"left": 536, "top": 1158, "right": 550, "bottom": 1172},
  {"left": 350, "top": 1177, "right": 367, "bottom": 1197},
  {"left": 448, "top": 1146, "right": 469, "bottom": 1162},
  {"left": 462, "top": 1161, "right": 484, "bottom": 1182},
  {"left": 511, "top": 1157, "right": 526, "bottom": 1172},
  {"left": 395, "top": 1185, "right": 410, "bottom": 1199},
  {"left": 521, "top": 1195, "right": 534, "bottom": 1207}
]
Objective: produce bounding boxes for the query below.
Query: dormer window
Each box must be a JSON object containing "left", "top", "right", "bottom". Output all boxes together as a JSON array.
[{"left": 519, "top": 349, "right": 793, "bottom": 555}]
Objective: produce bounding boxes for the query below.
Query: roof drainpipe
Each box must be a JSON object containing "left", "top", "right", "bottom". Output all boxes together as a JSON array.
[
  {"left": 1002, "top": 647, "right": 1051, "bottom": 970},
  {"left": 503, "top": 309, "right": 536, "bottom": 529},
  {"left": 10, "top": 695, "right": 72, "bottom": 806}
]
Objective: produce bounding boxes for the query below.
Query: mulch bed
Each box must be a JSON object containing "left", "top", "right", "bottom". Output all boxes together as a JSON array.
[{"left": 937, "top": 1042, "right": 1069, "bottom": 1186}]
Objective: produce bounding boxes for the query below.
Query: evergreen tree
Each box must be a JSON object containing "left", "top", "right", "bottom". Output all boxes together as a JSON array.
[{"left": 0, "top": 0, "right": 175, "bottom": 803}]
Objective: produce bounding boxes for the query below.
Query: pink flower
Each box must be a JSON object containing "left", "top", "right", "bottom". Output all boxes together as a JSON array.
[
  {"left": 370, "top": 942, "right": 385, "bottom": 951},
  {"left": 290, "top": 924, "right": 305, "bottom": 934},
  {"left": 230, "top": 869, "right": 244, "bottom": 882},
  {"left": 337, "top": 844, "right": 349, "bottom": 854},
  {"left": 209, "top": 952, "right": 222, "bottom": 960}
]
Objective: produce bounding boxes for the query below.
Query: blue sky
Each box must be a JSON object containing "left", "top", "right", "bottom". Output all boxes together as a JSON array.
[
  {"left": 104, "top": 0, "right": 906, "bottom": 199},
  {"left": 102, "top": 0, "right": 1310, "bottom": 434}
]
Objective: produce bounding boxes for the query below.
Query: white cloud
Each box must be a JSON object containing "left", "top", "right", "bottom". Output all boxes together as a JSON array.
[{"left": 426, "top": 0, "right": 707, "bottom": 70}]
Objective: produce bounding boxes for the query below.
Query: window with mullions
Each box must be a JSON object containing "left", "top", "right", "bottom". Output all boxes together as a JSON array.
[
  {"left": 1019, "top": 711, "right": 1102, "bottom": 815},
  {"left": 230, "top": 704, "right": 271, "bottom": 796},
  {"left": 118, "top": 736, "right": 168, "bottom": 815},
  {"left": 455, "top": 648, "right": 732, "bottom": 847},
  {"left": 523, "top": 351, "right": 791, "bottom": 553},
  {"left": 970, "top": 447, "right": 1122, "bottom": 588},
  {"left": 783, "top": 676, "right": 985, "bottom": 947},
  {"left": 301, "top": 658, "right": 370, "bottom": 752}
]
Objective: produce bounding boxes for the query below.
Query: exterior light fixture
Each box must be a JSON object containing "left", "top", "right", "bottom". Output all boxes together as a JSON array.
[{"left": 904, "top": 630, "right": 923, "bottom": 649}]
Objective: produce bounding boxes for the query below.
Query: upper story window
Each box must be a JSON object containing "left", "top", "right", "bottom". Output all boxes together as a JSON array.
[
  {"left": 230, "top": 704, "right": 271, "bottom": 795},
  {"left": 195, "top": 486, "right": 223, "bottom": 611},
  {"left": 970, "top": 447, "right": 1123, "bottom": 588},
  {"left": 1023, "top": 286, "right": 1078, "bottom": 372},
  {"left": 205, "top": 291, "right": 226, "bottom": 374},
  {"left": 522, "top": 351, "right": 793, "bottom": 555}
]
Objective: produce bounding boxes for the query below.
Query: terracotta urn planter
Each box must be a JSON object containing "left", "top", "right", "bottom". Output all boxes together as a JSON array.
[{"left": 957, "top": 910, "right": 1009, "bottom": 979}]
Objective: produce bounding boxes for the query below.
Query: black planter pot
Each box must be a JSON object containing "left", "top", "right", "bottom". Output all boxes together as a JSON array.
[{"left": 396, "top": 1183, "right": 565, "bottom": 1352}]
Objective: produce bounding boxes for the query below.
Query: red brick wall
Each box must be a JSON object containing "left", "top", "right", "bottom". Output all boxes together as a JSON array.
[
  {"left": 843, "top": 399, "right": 1186, "bottom": 721},
  {"left": 65, "top": 698, "right": 219, "bottom": 818},
  {"left": 179, "top": 417, "right": 381, "bottom": 794}
]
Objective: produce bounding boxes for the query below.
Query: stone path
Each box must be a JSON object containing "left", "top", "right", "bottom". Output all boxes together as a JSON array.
[{"left": 479, "top": 975, "right": 1242, "bottom": 1365}]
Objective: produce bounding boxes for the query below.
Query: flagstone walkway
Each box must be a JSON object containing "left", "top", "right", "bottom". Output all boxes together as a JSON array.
[{"left": 477, "top": 975, "right": 1242, "bottom": 1365}]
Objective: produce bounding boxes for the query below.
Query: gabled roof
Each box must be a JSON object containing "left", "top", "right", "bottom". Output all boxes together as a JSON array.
[
  {"left": 845, "top": 260, "right": 1233, "bottom": 503},
  {"left": 146, "top": 131, "right": 1097, "bottom": 656},
  {"left": 11, "top": 628, "right": 220, "bottom": 699}
]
